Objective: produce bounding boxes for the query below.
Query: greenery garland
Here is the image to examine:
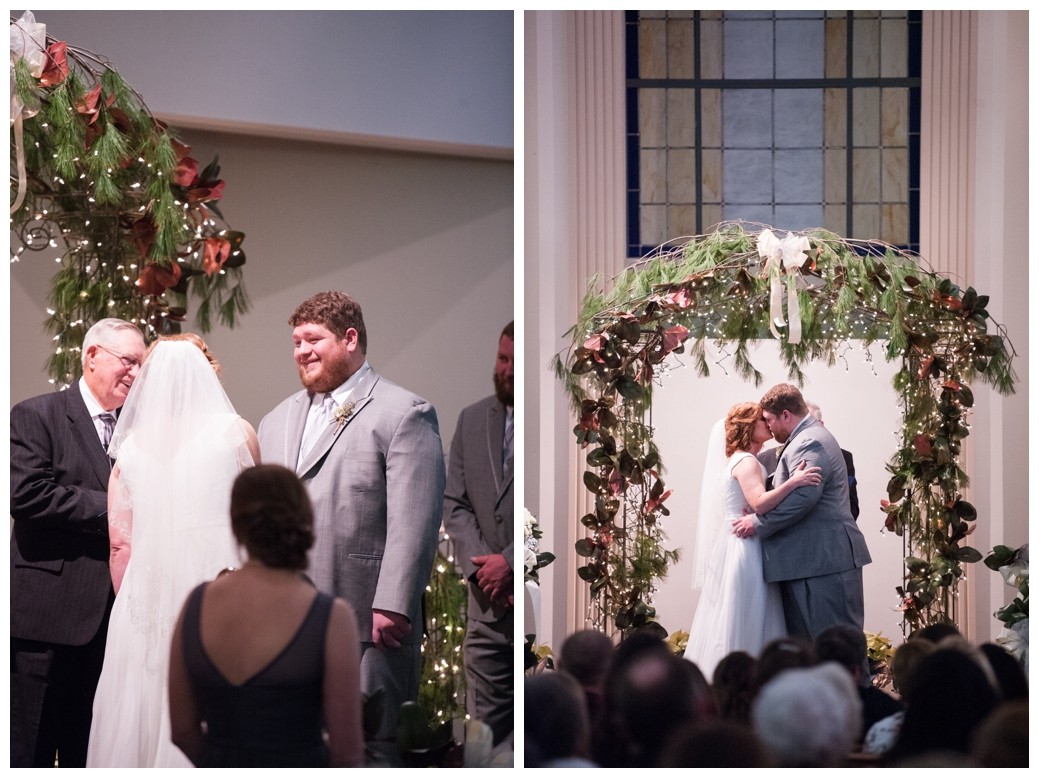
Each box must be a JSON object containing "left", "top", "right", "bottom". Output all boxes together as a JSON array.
[
  {"left": 554, "top": 222, "right": 1016, "bottom": 636},
  {"left": 10, "top": 12, "right": 248, "bottom": 387}
]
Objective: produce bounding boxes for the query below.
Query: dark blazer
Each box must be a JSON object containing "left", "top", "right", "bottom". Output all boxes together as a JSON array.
[
  {"left": 442, "top": 395, "right": 514, "bottom": 621},
  {"left": 10, "top": 387, "right": 113, "bottom": 646}
]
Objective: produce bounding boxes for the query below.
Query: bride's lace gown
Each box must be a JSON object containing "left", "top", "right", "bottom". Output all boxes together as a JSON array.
[{"left": 683, "top": 451, "right": 786, "bottom": 678}]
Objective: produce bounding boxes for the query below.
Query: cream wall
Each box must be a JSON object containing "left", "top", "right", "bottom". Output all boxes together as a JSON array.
[
  {"left": 525, "top": 10, "right": 1028, "bottom": 652},
  {"left": 9, "top": 11, "right": 514, "bottom": 454},
  {"left": 10, "top": 130, "right": 514, "bottom": 452}
]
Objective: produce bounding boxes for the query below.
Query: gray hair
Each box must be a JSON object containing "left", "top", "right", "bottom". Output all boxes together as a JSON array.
[
  {"left": 752, "top": 662, "right": 862, "bottom": 767},
  {"left": 81, "top": 318, "right": 144, "bottom": 366}
]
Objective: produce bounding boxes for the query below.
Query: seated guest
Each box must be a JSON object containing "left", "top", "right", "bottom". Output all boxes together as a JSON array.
[
  {"left": 862, "top": 637, "right": 935, "bottom": 756},
  {"left": 977, "top": 642, "right": 1027, "bottom": 701},
  {"left": 752, "top": 663, "right": 862, "bottom": 767},
  {"left": 971, "top": 700, "right": 1028, "bottom": 768},
  {"left": 168, "top": 464, "right": 364, "bottom": 767},
  {"left": 711, "top": 651, "right": 758, "bottom": 725},
  {"left": 524, "top": 672, "right": 595, "bottom": 767},
  {"left": 814, "top": 624, "right": 902, "bottom": 743},
  {"left": 556, "top": 629, "right": 614, "bottom": 733},
  {"left": 884, "top": 647, "right": 1000, "bottom": 766},
  {"left": 659, "top": 719, "right": 773, "bottom": 768}
]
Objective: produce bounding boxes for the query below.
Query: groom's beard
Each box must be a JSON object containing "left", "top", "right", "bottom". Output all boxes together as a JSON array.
[{"left": 493, "top": 370, "right": 513, "bottom": 408}]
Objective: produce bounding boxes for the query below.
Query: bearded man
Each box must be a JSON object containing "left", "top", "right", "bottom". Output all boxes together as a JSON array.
[
  {"left": 258, "top": 291, "right": 446, "bottom": 762},
  {"left": 442, "top": 321, "right": 514, "bottom": 753}
]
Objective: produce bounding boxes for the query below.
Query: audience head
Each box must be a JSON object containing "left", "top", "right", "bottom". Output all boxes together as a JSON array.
[
  {"left": 752, "top": 662, "right": 862, "bottom": 767},
  {"left": 977, "top": 642, "right": 1028, "bottom": 701},
  {"left": 524, "top": 671, "right": 591, "bottom": 767},
  {"left": 659, "top": 719, "right": 773, "bottom": 768},
  {"left": 557, "top": 629, "right": 614, "bottom": 692},
  {"left": 711, "top": 650, "right": 758, "bottom": 724},
  {"left": 815, "top": 624, "right": 869, "bottom": 685},
  {"left": 754, "top": 636, "right": 816, "bottom": 694},
  {"left": 887, "top": 647, "right": 1000, "bottom": 763},
  {"left": 151, "top": 332, "right": 220, "bottom": 373},
  {"left": 230, "top": 464, "right": 315, "bottom": 570},
  {"left": 908, "top": 621, "right": 961, "bottom": 644},
  {"left": 971, "top": 700, "right": 1028, "bottom": 768},
  {"left": 612, "top": 652, "right": 709, "bottom": 765},
  {"left": 889, "top": 637, "right": 936, "bottom": 696}
]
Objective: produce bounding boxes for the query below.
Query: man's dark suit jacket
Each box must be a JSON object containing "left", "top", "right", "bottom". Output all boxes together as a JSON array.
[{"left": 10, "top": 387, "right": 113, "bottom": 646}]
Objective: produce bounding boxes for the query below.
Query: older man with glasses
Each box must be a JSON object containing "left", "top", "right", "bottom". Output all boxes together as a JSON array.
[{"left": 10, "top": 317, "right": 146, "bottom": 767}]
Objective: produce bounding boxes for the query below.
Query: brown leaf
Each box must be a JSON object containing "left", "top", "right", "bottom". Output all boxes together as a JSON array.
[
  {"left": 202, "top": 237, "right": 231, "bottom": 275},
  {"left": 39, "top": 41, "right": 69, "bottom": 87},
  {"left": 136, "top": 262, "right": 182, "bottom": 296}
]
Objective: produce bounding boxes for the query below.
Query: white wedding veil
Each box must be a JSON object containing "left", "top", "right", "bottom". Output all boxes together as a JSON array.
[
  {"left": 107, "top": 339, "right": 253, "bottom": 672},
  {"left": 691, "top": 417, "right": 727, "bottom": 590}
]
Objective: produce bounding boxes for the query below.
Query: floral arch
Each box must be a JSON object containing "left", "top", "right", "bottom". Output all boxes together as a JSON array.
[{"left": 555, "top": 222, "right": 1016, "bottom": 637}]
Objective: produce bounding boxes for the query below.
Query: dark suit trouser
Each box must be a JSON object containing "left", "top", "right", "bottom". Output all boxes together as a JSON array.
[
  {"left": 464, "top": 612, "right": 513, "bottom": 747},
  {"left": 10, "top": 610, "right": 110, "bottom": 768}
]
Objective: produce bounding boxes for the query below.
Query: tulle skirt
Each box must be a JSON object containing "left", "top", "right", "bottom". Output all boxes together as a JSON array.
[{"left": 683, "top": 519, "right": 786, "bottom": 679}]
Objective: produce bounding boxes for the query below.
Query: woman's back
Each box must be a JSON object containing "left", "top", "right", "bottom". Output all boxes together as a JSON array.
[{"left": 180, "top": 572, "right": 333, "bottom": 767}]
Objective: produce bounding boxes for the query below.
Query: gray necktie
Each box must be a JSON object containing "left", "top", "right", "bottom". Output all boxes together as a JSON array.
[
  {"left": 302, "top": 393, "right": 335, "bottom": 458},
  {"left": 503, "top": 414, "right": 514, "bottom": 478},
  {"left": 99, "top": 412, "right": 116, "bottom": 453}
]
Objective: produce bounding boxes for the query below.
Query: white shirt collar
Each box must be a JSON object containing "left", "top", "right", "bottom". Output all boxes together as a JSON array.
[{"left": 79, "top": 376, "right": 107, "bottom": 418}]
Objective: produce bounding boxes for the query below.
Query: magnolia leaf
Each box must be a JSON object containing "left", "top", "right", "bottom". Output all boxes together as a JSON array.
[
  {"left": 953, "top": 546, "right": 983, "bottom": 563},
  {"left": 575, "top": 538, "right": 595, "bottom": 558}
]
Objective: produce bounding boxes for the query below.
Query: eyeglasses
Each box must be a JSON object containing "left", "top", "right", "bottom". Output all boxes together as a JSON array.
[{"left": 97, "top": 345, "right": 142, "bottom": 370}]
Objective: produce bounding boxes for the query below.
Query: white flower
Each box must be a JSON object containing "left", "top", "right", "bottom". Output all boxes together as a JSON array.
[
  {"left": 996, "top": 619, "right": 1029, "bottom": 675},
  {"left": 524, "top": 508, "right": 538, "bottom": 540},
  {"left": 524, "top": 546, "right": 538, "bottom": 576}
]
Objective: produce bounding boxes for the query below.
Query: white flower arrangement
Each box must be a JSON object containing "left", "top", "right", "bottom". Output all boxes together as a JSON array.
[
  {"left": 523, "top": 508, "right": 555, "bottom": 584},
  {"left": 985, "top": 543, "right": 1028, "bottom": 674}
]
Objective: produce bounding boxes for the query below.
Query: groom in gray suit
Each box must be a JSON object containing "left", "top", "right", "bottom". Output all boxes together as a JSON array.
[
  {"left": 258, "top": 291, "right": 445, "bottom": 755},
  {"left": 733, "top": 384, "right": 871, "bottom": 641}
]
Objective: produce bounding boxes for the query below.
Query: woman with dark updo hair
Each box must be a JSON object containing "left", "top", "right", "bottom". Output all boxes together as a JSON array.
[{"left": 168, "top": 465, "right": 364, "bottom": 767}]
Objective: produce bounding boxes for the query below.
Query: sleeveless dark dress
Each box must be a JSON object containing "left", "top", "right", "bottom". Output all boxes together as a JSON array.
[{"left": 182, "top": 582, "right": 333, "bottom": 767}]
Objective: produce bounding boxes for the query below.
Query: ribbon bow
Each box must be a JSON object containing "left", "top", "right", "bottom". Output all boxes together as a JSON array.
[
  {"left": 757, "top": 228, "right": 811, "bottom": 344},
  {"left": 10, "top": 11, "right": 48, "bottom": 216}
]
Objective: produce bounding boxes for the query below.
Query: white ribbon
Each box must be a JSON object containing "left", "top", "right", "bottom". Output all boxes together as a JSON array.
[
  {"left": 10, "top": 11, "right": 48, "bottom": 215},
  {"left": 757, "top": 228, "right": 811, "bottom": 344}
]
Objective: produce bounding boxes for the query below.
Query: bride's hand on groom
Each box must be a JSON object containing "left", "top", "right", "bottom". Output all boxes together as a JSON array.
[
  {"left": 732, "top": 516, "right": 757, "bottom": 539},
  {"left": 789, "top": 461, "right": 822, "bottom": 487}
]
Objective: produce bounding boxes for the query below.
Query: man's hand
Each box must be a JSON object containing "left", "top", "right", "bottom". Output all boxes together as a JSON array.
[
  {"left": 372, "top": 609, "right": 411, "bottom": 651},
  {"left": 732, "top": 516, "right": 757, "bottom": 539},
  {"left": 472, "top": 553, "right": 513, "bottom": 603}
]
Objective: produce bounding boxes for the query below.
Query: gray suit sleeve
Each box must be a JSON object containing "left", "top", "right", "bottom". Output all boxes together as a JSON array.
[
  {"left": 374, "top": 400, "right": 447, "bottom": 620},
  {"left": 755, "top": 438, "right": 825, "bottom": 540}
]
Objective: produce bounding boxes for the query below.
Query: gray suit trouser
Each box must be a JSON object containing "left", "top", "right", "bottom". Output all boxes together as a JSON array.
[{"left": 779, "top": 566, "right": 865, "bottom": 640}]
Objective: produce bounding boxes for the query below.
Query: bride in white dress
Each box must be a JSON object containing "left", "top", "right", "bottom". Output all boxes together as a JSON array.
[
  {"left": 86, "top": 335, "right": 259, "bottom": 767},
  {"left": 684, "top": 402, "right": 820, "bottom": 678}
]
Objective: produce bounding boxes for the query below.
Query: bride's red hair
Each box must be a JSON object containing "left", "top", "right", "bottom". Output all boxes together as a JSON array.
[{"left": 725, "top": 402, "right": 761, "bottom": 457}]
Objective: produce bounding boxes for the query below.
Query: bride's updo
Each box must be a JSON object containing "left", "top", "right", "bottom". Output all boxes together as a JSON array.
[
  {"left": 147, "top": 332, "right": 221, "bottom": 373},
  {"left": 725, "top": 402, "right": 761, "bottom": 457},
  {"left": 230, "top": 464, "right": 314, "bottom": 570}
]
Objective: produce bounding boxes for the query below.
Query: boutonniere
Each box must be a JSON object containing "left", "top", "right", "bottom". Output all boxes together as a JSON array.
[{"left": 331, "top": 400, "right": 356, "bottom": 432}]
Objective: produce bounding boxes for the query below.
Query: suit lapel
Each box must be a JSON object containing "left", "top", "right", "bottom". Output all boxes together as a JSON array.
[
  {"left": 66, "top": 390, "right": 113, "bottom": 487},
  {"left": 296, "top": 371, "right": 380, "bottom": 476}
]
